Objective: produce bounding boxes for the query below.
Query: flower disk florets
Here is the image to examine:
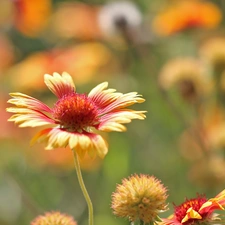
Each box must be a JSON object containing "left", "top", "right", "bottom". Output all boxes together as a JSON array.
[
  {"left": 111, "top": 174, "right": 168, "bottom": 224},
  {"left": 30, "top": 211, "right": 77, "bottom": 225},
  {"left": 53, "top": 93, "right": 99, "bottom": 132}
]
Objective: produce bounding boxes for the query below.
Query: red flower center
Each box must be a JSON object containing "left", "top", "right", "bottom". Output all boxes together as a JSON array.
[
  {"left": 174, "top": 196, "right": 207, "bottom": 224},
  {"left": 53, "top": 93, "right": 99, "bottom": 132}
]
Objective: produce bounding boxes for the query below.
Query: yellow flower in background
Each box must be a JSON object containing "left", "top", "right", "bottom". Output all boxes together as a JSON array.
[
  {"left": 111, "top": 174, "right": 168, "bottom": 224},
  {"left": 13, "top": 0, "right": 51, "bottom": 37},
  {"left": 160, "top": 189, "right": 225, "bottom": 225},
  {"left": 7, "top": 42, "right": 113, "bottom": 93},
  {"left": 30, "top": 211, "right": 77, "bottom": 225},
  {"left": 152, "top": 0, "right": 221, "bottom": 36},
  {"left": 158, "top": 57, "right": 213, "bottom": 102},
  {"left": 199, "top": 37, "right": 225, "bottom": 73},
  {"left": 7, "top": 72, "right": 146, "bottom": 159}
]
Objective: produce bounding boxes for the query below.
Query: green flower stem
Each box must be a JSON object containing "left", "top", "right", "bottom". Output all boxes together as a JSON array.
[{"left": 72, "top": 149, "right": 94, "bottom": 225}]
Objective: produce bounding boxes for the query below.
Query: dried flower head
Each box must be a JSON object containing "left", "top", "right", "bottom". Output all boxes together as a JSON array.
[
  {"left": 7, "top": 72, "right": 146, "bottom": 159},
  {"left": 161, "top": 189, "right": 225, "bottom": 225},
  {"left": 199, "top": 37, "right": 225, "bottom": 73},
  {"left": 30, "top": 211, "right": 77, "bottom": 225},
  {"left": 111, "top": 174, "right": 168, "bottom": 224},
  {"left": 98, "top": 1, "right": 142, "bottom": 37},
  {"left": 159, "top": 58, "right": 213, "bottom": 102},
  {"left": 152, "top": 0, "right": 221, "bottom": 36}
]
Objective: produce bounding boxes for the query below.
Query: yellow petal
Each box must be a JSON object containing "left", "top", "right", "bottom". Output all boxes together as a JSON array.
[
  {"left": 88, "top": 82, "right": 108, "bottom": 98},
  {"left": 181, "top": 207, "right": 202, "bottom": 223},
  {"left": 92, "top": 135, "right": 108, "bottom": 158}
]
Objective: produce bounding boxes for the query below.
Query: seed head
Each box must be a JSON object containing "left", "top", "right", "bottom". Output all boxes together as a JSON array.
[
  {"left": 30, "top": 211, "right": 77, "bottom": 225},
  {"left": 111, "top": 174, "right": 168, "bottom": 223}
]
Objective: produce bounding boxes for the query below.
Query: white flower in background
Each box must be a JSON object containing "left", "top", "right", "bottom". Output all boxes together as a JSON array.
[{"left": 98, "top": 1, "right": 142, "bottom": 37}]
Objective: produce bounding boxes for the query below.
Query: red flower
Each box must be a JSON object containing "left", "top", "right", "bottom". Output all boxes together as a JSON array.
[
  {"left": 161, "top": 190, "right": 225, "bottom": 225},
  {"left": 7, "top": 72, "right": 146, "bottom": 158}
]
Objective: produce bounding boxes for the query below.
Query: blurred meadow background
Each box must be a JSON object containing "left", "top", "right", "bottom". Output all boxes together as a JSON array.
[{"left": 1, "top": 0, "right": 225, "bottom": 224}]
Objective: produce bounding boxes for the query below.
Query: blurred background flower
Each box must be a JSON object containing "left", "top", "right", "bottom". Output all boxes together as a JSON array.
[
  {"left": 6, "top": 42, "right": 113, "bottom": 93},
  {"left": 152, "top": 0, "right": 222, "bottom": 37},
  {"left": 98, "top": 1, "right": 142, "bottom": 39},
  {"left": 13, "top": 0, "right": 52, "bottom": 37},
  {"left": 158, "top": 57, "right": 213, "bottom": 103},
  {"left": 49, "top": 2, "right": 102, "bottom": 41}
]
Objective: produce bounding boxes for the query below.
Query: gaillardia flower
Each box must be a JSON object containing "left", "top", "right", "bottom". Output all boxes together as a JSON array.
[
  {"left": 161, "top": 189, "right": 225, "bottom": 225},
  {"left": 7, "top": 72, "right": 146, "bottom": 158},
  {"left": 111, "top": 174, "right": 168, "bottom": 224},
  {"left": 30, "top": 211, "right": 77, "bottom": 225}
]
